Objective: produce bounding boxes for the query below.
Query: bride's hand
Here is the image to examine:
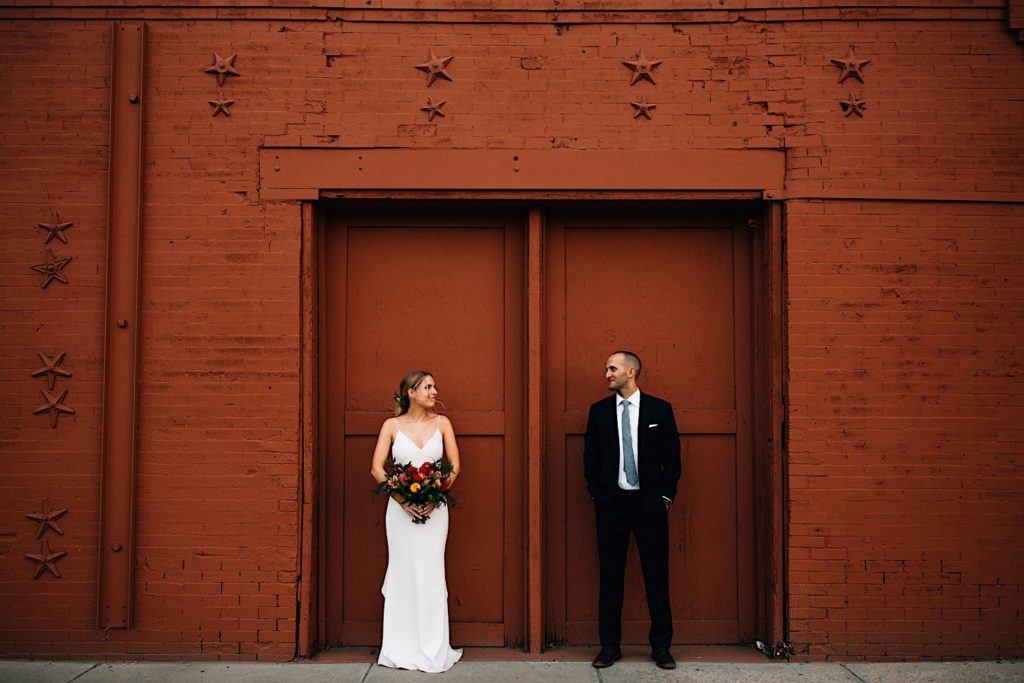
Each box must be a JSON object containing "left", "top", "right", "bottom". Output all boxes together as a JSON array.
[
  {"left": 402, "top": 503, "right": 424, "bottom": 521},
  {"left": 420, "top": 502, "right": 436, "bottom": 516},
  {"left": 397, "top": 498, "right": 424, "bottom": 521}
]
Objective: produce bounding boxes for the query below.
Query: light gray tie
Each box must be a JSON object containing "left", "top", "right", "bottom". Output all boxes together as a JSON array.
[{"left": 621, "top": 400, "right": 638, "bottom": 486}]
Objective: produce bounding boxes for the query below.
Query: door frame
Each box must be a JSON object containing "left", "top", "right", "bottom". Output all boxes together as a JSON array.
[{"left": 287, "top": 176, "right": 787, "bottom": 655}]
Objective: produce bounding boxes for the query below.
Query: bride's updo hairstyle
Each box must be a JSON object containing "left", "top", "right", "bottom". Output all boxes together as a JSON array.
[{"left": 393, "top": 370, "right": 433, "bottom": 417}]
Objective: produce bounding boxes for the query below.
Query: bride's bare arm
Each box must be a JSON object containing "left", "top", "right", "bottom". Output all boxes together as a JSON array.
[
  {"left": 370, "top": 419, "right": 396, "bottom": 484},
  {"left": 371, "top": 419, "right": 425, "bottom": 520},
  {"left": 440, "top": 415, "right": 461, "bottom": 488}
]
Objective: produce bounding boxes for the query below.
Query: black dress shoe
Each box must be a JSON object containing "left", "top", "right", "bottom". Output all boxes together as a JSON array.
[
  {"left": 592, "top": 646, "right": 622, "bottom": 668},
  {"left": 652, "top": 649, "right": 676, "bottom": 669}
]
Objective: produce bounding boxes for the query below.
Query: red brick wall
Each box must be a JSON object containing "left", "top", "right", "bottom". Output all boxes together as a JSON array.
[
  {"left": 1, "top": 1, "right": 1022, "bottom": 661},
  {"left": 0, "top": 18, "right": 303, "bottom": 660},
  {"left": 786, "top": 200, "right": 1024, "bottom": 659}
]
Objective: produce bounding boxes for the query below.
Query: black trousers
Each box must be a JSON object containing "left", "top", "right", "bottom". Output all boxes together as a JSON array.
[{"left": 594, "top": 489, "right": 672, "bottom": 652}]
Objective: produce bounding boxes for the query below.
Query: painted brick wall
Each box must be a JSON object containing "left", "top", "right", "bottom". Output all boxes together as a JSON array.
[
  {"left": 786, "top": 200, "right": 1024, "bottom": 659},
  {"left": 0, "top": 20, "right": 126, "bottom": 658},
  {"left": 1, "top": 0, "right": 1022, "bottom": 662},
  {"left": 0, "top": 20, "right": 302, "bottom": 661}
]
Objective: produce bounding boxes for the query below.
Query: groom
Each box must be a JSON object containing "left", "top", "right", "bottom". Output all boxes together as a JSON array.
[{"left": 583, "top": 351, "right": 681, "bottom": 670}]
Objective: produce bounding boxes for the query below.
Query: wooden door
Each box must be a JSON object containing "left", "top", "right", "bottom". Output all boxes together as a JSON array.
[
  {"left": 321, "top": 207, "right": 524, "bottom": 647},
  {"left": 543, "top": 207, "right": 756, "bottom": 645}
]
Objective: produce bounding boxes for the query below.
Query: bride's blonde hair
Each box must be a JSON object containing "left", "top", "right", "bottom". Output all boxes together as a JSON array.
[{"left": 393, "top": 370, "right": 433, "bottom": 417}]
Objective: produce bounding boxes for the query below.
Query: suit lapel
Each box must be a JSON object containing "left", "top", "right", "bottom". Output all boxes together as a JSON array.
[{"left": 605, "top": 396, "right": 618, "bottom": 441}]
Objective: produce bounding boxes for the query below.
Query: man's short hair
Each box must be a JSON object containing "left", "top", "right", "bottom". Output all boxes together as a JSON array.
[{"left": 611, "top": 350, "right": 642, "bottom": 377}]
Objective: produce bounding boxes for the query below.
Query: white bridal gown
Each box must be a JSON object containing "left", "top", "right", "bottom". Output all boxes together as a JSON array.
[{"left": 378, "top": 417, "right": 462, "bottom": 673}]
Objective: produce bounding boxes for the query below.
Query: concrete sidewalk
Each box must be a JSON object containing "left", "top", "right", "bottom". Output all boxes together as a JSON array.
[{"left": 2, "top": 659, "right": 1023, "bottom": 682}]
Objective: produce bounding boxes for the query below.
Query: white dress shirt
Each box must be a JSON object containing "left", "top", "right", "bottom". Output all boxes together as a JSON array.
[{"left": 616, "top": 389, "right": 641, "bottom": 490}]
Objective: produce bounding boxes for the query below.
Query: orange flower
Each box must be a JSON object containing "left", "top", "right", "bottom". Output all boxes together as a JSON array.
[{"left": 410, "top": 483, "right": 421, "bottom": 493}]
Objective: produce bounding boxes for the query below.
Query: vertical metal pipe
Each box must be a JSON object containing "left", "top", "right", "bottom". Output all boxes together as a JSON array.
[{"left": 97, "top": 21, "right": 145, "bottom": 629}]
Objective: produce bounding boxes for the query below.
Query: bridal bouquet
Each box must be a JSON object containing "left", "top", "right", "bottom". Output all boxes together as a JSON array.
[{"left": 373, "top": 457, "right": 458, "bottom": 524}]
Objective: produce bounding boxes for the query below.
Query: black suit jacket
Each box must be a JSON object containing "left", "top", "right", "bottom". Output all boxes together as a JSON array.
[{"left": 583, "top": 392, "right": 682, "bottom": 512}]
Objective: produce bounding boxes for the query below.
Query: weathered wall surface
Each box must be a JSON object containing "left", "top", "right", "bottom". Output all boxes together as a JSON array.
[
  {"left": 1, "top": 18, "right": 303, "bottom": 661},
  {"left": 1, "top": 0, "right": 1022, "bottom": 661},
  {"left": 786, "top": 200, "right": 1024, "bottom": 659}
]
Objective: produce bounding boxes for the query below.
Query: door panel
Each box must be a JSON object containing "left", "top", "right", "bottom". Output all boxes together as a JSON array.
[
  {"left": 545, "top": 209, "right": 756, "bottom": 645},
  {"left": 343, "top": 226, "right": 507, "bottom": 412},
  {"left": 562, "top": 227, "right": 737, "bottom": 413},
  {"left": 322, "top": 209, "right": 523, "bottom": 647}
]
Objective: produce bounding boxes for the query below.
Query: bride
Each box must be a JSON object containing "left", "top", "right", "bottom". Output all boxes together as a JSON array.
[{"left": 370, "top": 370, "right": 463, "bottom": 673}]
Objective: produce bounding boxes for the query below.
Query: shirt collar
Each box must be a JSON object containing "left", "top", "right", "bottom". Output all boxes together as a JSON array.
[{"left": 617, "top": 388, "right": 641, "bottom": 409}]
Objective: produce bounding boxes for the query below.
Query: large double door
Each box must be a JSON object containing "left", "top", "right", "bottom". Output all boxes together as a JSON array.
[{"left": 320, "top": 203, "right": 757, "bottom": 648}]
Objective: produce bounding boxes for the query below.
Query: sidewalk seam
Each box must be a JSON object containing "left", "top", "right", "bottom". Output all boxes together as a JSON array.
[
  {"left": 841, "top": 663, "right": 870, "bottom": 683},
  {"left": 66, "top": 663, "right": 101, "bottom": 682},
  {"left": 360, "top": 662, "right": 373, "bottom": 683}
]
